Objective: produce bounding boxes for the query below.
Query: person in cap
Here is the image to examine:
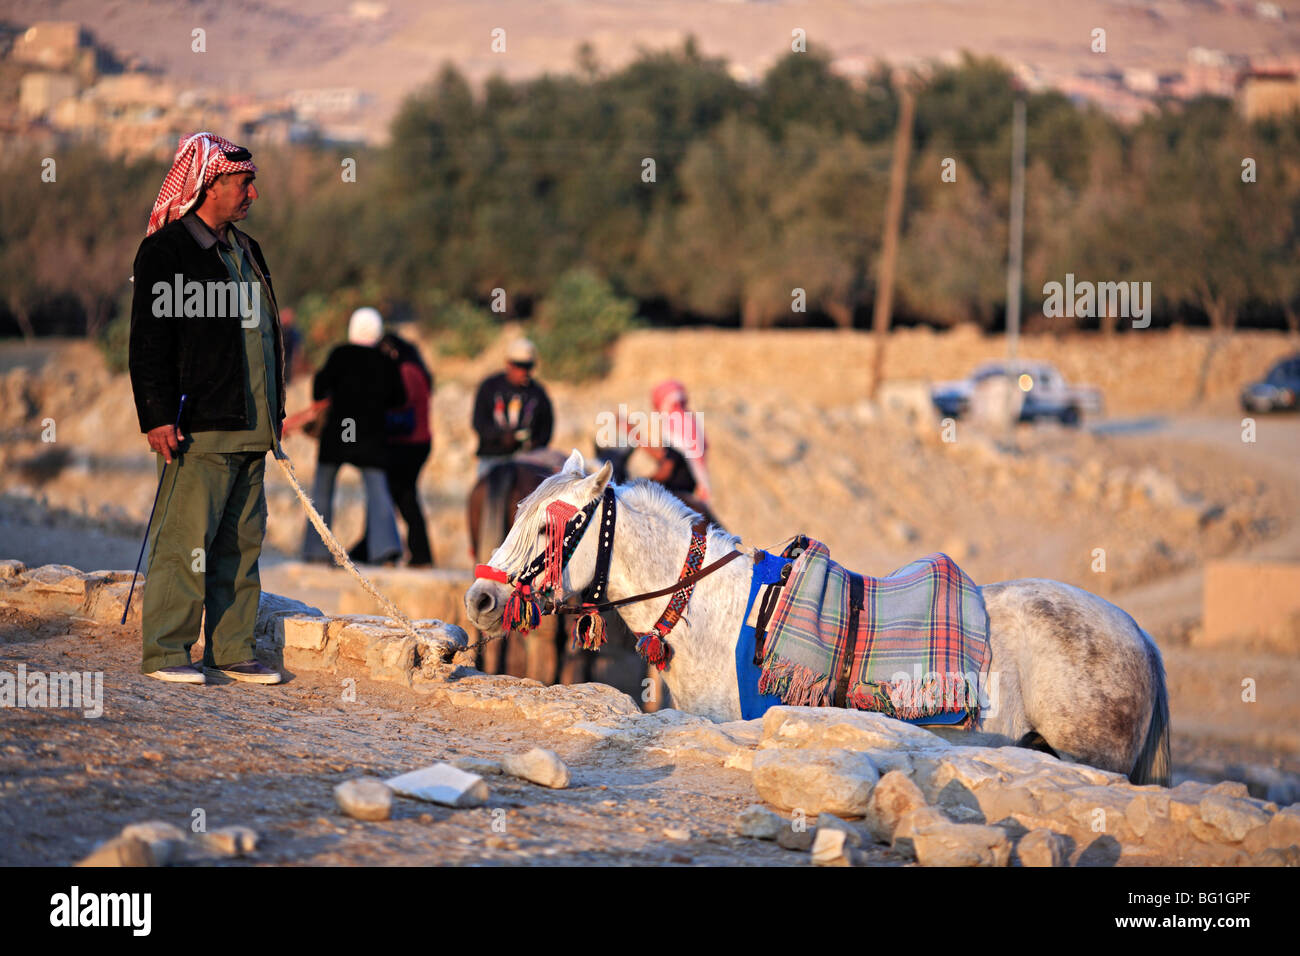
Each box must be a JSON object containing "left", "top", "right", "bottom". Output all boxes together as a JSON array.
[
  {"left": 299, "top": 307, "right": 406, "bottom": 566},
  {"left": 471, "top": 338, "right": 554, "bottom": 478},
  {"left": 128, "top": 132, "right": 285, "bottom": 685}
]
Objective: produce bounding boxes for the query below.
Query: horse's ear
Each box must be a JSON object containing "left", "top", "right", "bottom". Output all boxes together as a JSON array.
[
  {"left": 563, "top": 448, "right": 586, "bottom": 475},
  {"left": 585, "top": 459, "right": 613, "bottom": 498}
]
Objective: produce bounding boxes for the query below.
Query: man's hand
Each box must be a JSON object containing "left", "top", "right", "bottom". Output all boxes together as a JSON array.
[{"left": 147, "top": 424, "right": 184, "bottom": 463}]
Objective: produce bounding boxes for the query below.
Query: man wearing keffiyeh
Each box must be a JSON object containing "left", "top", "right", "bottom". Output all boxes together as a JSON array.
[{"left": 128, "top": 132, "right": 286, "bottom": 686}]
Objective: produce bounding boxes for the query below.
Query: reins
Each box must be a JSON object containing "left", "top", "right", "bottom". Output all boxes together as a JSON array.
[{"left": 573, "top": 549, "right": 744, "bottom": 615}]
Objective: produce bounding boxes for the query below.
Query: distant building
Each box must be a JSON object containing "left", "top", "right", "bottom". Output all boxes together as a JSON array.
[
  {"left": 85, "top": 73, "right": 178, "bottom": 113},
  {"left": 1239, "top": 70, "right": 1300, "bottom": 121},
  {"left": 18, "top": 72, "right": 78, "bottom": 120},
  {"left": 288, "top": 87, "right": 366, "bottom": 119},
  {"left": 1123, "top": 68, "right": 1160, "bottom": 95},
  {"left": 11, "top": 22, "right": 88, "bottom": 71}
]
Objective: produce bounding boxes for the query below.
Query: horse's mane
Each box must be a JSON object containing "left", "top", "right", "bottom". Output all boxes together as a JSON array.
[
  {"left": 617, "top": 479, "right": 741, "bottom": 550},
  {"left": 492, "top": 470, "right": 742, "bottom": 575}
]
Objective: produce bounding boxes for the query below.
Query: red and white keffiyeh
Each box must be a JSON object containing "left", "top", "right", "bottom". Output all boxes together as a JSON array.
[{"left": 146, "top": 132, "right": 257, "bottom": 236}]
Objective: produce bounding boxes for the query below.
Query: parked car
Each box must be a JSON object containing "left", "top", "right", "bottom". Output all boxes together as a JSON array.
[
  {"left": 1241, "top": 355, "right": 1300, "bottom": 413},
  {"left": 931, "top": 360, "right": 1103, "bottom": 426}
]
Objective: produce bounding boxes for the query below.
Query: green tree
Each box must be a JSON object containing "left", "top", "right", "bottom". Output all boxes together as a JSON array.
[{"left": 533, "top": 267, "right": 640, "bottom": 381}]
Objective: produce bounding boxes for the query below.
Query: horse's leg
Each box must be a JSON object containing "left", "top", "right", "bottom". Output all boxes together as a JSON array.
[
  {"left": 550, "top": 613, "right": 568, "bottom": 686},
  {"left": 982, "top": 580, "right": 1168, "bottom": 784}
]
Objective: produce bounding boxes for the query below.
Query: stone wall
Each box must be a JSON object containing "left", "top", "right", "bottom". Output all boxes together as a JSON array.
[{"left": 596, "top": 326, "right": 1297, "bottom": 415}]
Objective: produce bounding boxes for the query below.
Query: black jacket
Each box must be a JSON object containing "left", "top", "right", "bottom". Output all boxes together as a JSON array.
[
  {"left": 128, "top": 215, "right": 285, "bottom": 436},
  {"left": 472, "top": 372, "right": 554, "bottom": 457},
  {"left": 313, "top": 344, "right": 406, "bottom": 469}
]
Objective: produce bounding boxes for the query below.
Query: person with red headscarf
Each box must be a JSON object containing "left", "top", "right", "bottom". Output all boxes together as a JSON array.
[
  {"left": 647, "top": 379, "right": 713, "bottom": 503},
  {"left": 128, "top": 132, "right": 286, "bottom": 686}
]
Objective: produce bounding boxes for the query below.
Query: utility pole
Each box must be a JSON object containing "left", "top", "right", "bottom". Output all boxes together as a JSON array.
[
  {"left": 869, "top": 81, "right": 915, "bottom": 399},
  {"left": 1005, "top": 95, "right": 1026, "bottom": 360}
]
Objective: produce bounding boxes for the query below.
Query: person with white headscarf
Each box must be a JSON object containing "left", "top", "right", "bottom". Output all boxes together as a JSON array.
[{"left": 299, "top": 307, "right": 407, "bottom": 565}]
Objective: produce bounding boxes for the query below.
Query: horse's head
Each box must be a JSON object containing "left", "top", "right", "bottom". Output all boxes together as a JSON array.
[{"left": 465, "top": 448, "right": 613, "bottom": 636}]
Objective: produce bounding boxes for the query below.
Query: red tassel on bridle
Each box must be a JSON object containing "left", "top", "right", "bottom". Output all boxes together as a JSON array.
[
  {"left": 542, "top": 500, "right": 578, "bottom": 593},
  {"left": 635, "top": 627, "right": 675, "bottom": 670}
]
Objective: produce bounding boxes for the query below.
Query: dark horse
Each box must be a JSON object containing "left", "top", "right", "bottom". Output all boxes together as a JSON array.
[{"left": 467, "top": 459, "right": 596, "bottom": 682}]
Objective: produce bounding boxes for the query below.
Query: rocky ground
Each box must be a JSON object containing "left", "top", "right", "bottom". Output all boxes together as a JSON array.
[
  {"left": 1, "top": 331, "right": 1298, "bottom": 866},
  {"left": 0, "top": 602, "right": 847, "bottom": 867},
  {"left": 1, "top": 582, "right": 1297, "bottom": 868}
]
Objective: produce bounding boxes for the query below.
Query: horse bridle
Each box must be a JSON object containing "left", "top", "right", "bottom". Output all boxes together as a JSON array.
[{"left": 473, "top": 485, "right": 744, "bottom": 668}]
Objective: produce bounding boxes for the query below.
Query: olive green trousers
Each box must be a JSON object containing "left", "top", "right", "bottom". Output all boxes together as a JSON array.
[{"left": 139, "top": 451, "right": 267, "bottom": 673}]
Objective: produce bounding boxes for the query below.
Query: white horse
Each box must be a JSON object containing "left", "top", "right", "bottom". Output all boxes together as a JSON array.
[{"left": 465, "top": 451, "right": 1171, "bottom": 786}]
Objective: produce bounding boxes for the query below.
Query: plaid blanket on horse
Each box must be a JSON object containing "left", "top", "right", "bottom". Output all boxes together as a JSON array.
[{"left": 757, "top": 540, "right": 990, "bottom": 724}]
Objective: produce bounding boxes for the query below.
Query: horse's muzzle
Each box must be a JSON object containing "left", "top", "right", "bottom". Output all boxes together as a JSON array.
[{"left": 465, "top": 579, "right": 508, "bottom": 634}]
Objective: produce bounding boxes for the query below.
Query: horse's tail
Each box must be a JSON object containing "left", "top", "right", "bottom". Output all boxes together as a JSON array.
[{"left": 1129, "top": 632, "right": 1171, "bottom": 787}]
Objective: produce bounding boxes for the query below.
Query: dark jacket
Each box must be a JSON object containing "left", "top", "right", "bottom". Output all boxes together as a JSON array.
[
  {"left": 128, "top": 215, "right": 286, "bottom": 436},
  {"left": 472, "top": 371, "right": 554, "bottom": 457},
  {"left": 313, "top": 344, "right": 406, "bottom": 469}
]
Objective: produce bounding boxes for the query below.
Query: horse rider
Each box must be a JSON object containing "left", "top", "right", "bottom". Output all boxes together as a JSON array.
[
  {"left": 648, "top": 379, "right": 713, "bottom": 503},
  {"left": 471, "top": 338, "right": 555, "bottom": 479}
]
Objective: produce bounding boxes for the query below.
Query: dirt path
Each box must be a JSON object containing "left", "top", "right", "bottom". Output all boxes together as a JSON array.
[{"left": 0, "top": 606, "right": 912, "bottom": 867}]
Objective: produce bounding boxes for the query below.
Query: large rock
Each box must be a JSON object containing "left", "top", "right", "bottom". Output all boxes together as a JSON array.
[
  {"left": 649, "top": 717, "right": 764, "bottom": 763},
  {"left": 334, "top": 777, "right": 394, "bottom": 821},
  {"left": 777, "top": 823, "right": 816, "bottom": 851},
  {"left": 501, "top": 748, "right": 570, "bottom": 789},
  {"left": 864, "top": 770, "right": 930, "bottom": 844},
  {"left": 196, "top": 825, "right": 258, "bottom": 857},
  {"left": 282, "top": 615, "right": 328, "bottom": 652},
  {"left": 254, "top": 591, "right": 323, "bottom": 651},
  {"left": 912, "top": 820, "right": 1012, "bottom": 867},
  {"left": 119, "top": 821, "right": 188, "bottom": 864},
  {"left": 76, "top": 835, "right": 155, "bottom": 867},
  {"left": 1198, "top": 794, "right": 1271, "bottom": 843},
  {"left": 735, "top": 805, "right": 785, "bottom": 840},
  {"left": 24, "top": 564, "right": 89, "bottom": 595},
  {"left": 386, "top": 764, "right": 489, "bottom": 807},
  {"left": 760, "top": 706, "right": 950, "bottom": 754},
  {"left": 1015, "top": 828, "right": 1068, "bottom": 867},
  {"left": 440, "top": 678, "right": 640, "bottom": 732},
  {"left": 1267, "top": 805, "right": 1300, "bottom": 851},
  {"left": 891, "top": 807, "right": 951, "bottom": 858},
  {"left": 752, "top": 748, "right": 879, "bottom": 817},
  {"left": 810, "top": 814, "right": 867, "bottom": 867}
]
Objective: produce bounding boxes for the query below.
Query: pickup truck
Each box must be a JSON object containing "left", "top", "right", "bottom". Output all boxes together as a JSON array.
[
  {"left": 1241, "top": 354, "right": 1300, "bottom": 413},
  {"left": 931, "top": 360, "right": 1103, "bottom": 426}
]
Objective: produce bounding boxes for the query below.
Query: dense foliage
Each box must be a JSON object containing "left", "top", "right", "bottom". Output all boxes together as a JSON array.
[{"left": 4, "top": 43, "right": 1298, "bottom": 381}]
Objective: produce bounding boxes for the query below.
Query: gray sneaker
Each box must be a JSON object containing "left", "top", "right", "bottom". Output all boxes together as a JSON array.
[
  {"left": 147, "top": 664, "right": 206, "bottom": 684},
  {"left": 206, "top": 659, "right": 282, "bottom": 684}
]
